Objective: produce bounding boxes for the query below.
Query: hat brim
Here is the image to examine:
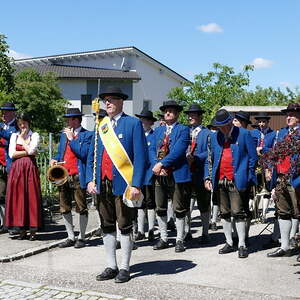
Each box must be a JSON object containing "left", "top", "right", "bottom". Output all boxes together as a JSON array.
[
  {"left": 0, "top": 107, "right": 17, "bottom": 111},
  {"left": 212, "top": 116, "right": 233, "bottom": 127},
  {"left": 254, "top": 116, "right": 271, "bottom": 120},
  {"left": 135, "top": 114, "right": 157, "bottom": 122},
  {"left": 235, "top": 116, "right": 252, "bottom": 125},
  {"left": 159, "top": 104, "right": 183, "bottom": 112},
  {"left": 280, "top": 108, "right": 300, "bottom": 113},
  {"left": 63, "top": 113, "right": 83, "bottom": 118},
  {"left": 99, "top": 92, "right": 128, "bottom": 100},
  {"left": 184, "top": 109, "right": 206, "bottom": 114}
]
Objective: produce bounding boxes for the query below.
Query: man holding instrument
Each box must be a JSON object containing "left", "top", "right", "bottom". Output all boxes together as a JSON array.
[
  {"left": 50, "top": 108, "right": 92, "bottom": 249},
  {"left": 86, "top": 86, "right": 148, "bottom": 283}
]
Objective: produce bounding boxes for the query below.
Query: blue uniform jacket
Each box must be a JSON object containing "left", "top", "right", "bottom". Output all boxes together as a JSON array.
[
  {"left": 193, "top": 127, "right": 211, "bottom": 181},
  {"left": 251, "top": 128, "right": 273, "bottom": 147},
  {"left": 144, "top": 129, "right": 155, "bottom": 185},
  {"left": 204, "top": 126, "right": 258, "bottom": 191},
  {"left": 149, "top": 122, "right": 191, "bottom": 183},
  {"left": 263, "top": 127, "right": 300, "bottom": 188},
  {"left": 54, "top": 127, "right": 93, "bottom": 188},
  {"left": 86, "top": 114, "right": 148, "bottom": 195},
  {"left": 0, "top": 120, "right": 18, "bottom": 172}
]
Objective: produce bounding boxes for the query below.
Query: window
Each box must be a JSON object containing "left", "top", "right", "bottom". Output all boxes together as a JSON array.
[
  {"left": 81, "top": 94, "right": 92, "bottom": 114},
  {"left": 143, "top": 100, "right": 152, "bottom": 111}
]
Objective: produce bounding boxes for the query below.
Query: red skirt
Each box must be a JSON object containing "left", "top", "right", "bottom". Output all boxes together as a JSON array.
[{"left": 5, "top": 147, "right": 42, "bottom": 229}]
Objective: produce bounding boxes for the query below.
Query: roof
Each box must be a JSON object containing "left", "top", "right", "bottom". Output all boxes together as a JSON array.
[
  {"left": 14, "top": 64, "right": 141, "bottom": 80},
  {"left": 14, "top": 46, "right": 189, "bottom": 83},
  {"left": 221, "top": 105, "right": 286, "bottom": 112}
]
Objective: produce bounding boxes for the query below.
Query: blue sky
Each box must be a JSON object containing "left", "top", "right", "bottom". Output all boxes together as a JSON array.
[{"left": 1, "top": 0, "right": 299, "bottom": 90}]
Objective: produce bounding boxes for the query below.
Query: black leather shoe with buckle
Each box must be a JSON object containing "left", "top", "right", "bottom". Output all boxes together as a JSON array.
[
  {"left": 219, "top": 243, "right": 235, "bottom": 254},
  {"left": 153, "top": 239, "right": 168, "bottom": 250},
  {"left": 115, "top": 269, "right": 130, "bottom": 283},
  {"left": 175, "top": 240, "right": 185, "bottom": 253},
  {"left": 58, "top": 239, "right": 75, "bottom": 248},
  {"left": 267, "top": 247, "right": 287, "bottom": 257},
  {"left": 96, "top": 267, "right": 119, "bottom": 281},
  {"left": 238, "top": 246, "right": 248, "bottom": 258}
]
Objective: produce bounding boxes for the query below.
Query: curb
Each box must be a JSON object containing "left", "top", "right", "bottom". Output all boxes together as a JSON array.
[{"left": 0, "top": 228, "right": 100, "bottom": 263}]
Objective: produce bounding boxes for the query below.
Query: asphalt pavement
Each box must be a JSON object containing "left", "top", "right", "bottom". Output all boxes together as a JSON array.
[{"left": 0, "top": 205, "right": 299, "bottom": 300}]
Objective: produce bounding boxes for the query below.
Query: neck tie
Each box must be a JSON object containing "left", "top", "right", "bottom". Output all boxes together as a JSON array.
[{"left": 111, "top": 117, "right": 116, "bottom": 128}]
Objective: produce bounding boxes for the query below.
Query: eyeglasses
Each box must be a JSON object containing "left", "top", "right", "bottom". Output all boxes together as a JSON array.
[{"left": 102, "top": 97, "right": 121, "bottom": 104}]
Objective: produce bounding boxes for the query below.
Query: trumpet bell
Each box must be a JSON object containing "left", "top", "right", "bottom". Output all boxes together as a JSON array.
[{"left": 47, "top": 165, "right": 68, "bottom": 186}]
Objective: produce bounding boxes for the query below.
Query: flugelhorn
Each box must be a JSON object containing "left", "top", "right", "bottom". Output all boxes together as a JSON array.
[{"left": 47, "top": 162, "right": 68, "bottom": 186}]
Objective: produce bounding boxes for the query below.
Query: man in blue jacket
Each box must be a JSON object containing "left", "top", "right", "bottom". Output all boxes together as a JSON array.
[
  {"left": 204, "top": 109, "right": 258, "bottom": 258},
  {"left": 150, "top": 100, "right": 191, "bottom": 253},
  {"left": 135, "top": 109, "right": 157, "bottom": 242},
  {"left": 86, "top": 86, "right": 148, "bottom": 283},
  {"left": 0, "top": 102, "right": 18, "bottom": 234},
  {"left": 50, "top": 108, "right": 92, "bottom": 249},
  {"left": 184, "top": 104, "right": 211, "bottom": 243},
  {"left": 263, "top": 103, "right": 300, "bottom": 258}
]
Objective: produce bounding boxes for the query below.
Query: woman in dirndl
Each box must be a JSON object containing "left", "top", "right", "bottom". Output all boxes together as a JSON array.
[{"left": 5, "top": 112, "right": 42, "bottom": 240}]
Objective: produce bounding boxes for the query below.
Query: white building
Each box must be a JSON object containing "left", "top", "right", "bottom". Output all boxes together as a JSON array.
[{"left": 15, "top": 46, "right": 189, "bottom": 129}]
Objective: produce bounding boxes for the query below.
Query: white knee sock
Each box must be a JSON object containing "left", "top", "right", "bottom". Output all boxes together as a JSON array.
[
  {"left": 78, "top": 214, "right": 88, "bottom": 240},
  {"left": 232, "top": 218, "right": 237, "bottom": 238},
  {"left": 116, "top": 224, "right": 121, "bottom": 242},
  {"left": 147, "top": 209, "right": 156, "bottom": 231},
  {"left": 278, "top": 219, "right": 292, "bottom": 251},
  {"left": 103, "top": 232, "right": 117, "bottom": 270},
  {"left": 62, "top": 212, "right": 75, "bottom": 241},
  {"left": 200, "top": 212, "right": 210, "bottom": 236},
  {"left": 120, "top": 233, "right": 132, "bottom": 271},
  {"left": 262, "top": 197, "right": 270, "bottom": 218},
  {"left": 290, "top": 218, "right": 299, "bottom": 239},
  {"left": 176, "top": 217, "right": 185, "bottom": 242},
  {"left": 0, "top": 204, "right": 5, "bottom": 227},
  {"left": 236, "top": 220, "right": 246, "bottom": 247},
  {"left": 137, "top": 209, "right": 146, "bottom": 234},
  {"left": 167, "top": 201, "right": 174, "bottom": 222},
  {"left": 222, "top": 218, "right": 233, "bottom": 246},
  {"left": 157, "top": 215, "right": 168, "bottom": 242},
  {"left": 211, "top": 205, "right": 219, "bottom": 223}
]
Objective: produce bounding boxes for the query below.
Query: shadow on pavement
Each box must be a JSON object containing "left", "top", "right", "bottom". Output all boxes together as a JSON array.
[{"left": 130, "top": 259, "right": 197, "bottom": 278}]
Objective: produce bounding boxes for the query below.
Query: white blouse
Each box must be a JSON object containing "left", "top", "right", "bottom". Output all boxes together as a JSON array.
[{"left": 9, "top": 130, "right": 40, "bottom": 159}]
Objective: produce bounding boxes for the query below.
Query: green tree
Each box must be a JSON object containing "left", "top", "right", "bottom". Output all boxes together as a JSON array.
[
  {"left": 168, "top": 63, "right": 254, "bottom": 125},
  {"left": 13, "top": 68, "right": 69, "bottom": 133},
  {"left": 0, "top": 34, "right": 15, "bottom": 94}
]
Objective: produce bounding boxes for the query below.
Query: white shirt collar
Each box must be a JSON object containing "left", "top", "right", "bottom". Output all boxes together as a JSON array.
[{"left": 74, "top": 126, "right": 82, "bottom": 136}]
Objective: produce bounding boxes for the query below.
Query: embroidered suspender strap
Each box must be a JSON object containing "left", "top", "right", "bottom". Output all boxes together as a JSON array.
[{"left": 98, "top": 116, "right": 143, "bottom": 208}]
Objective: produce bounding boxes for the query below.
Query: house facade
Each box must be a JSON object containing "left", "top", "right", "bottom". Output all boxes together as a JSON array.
[{"left": 15, "top": 47, "right": 188, "bottom": 129}]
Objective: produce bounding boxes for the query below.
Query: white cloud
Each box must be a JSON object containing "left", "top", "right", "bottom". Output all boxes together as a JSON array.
[
  {"left": 196, "top": 23, "right": 223, "bottom": 33},
  {"left": 251, "top": 57, "right": 273, "bottom": 69},
  {"left": 8, "top": 49, "right": 31, "bottom": 60}
]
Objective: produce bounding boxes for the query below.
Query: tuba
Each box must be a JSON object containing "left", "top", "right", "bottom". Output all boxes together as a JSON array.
[{"left": 47, "top": 164, "right": 68, "bottom": 186}]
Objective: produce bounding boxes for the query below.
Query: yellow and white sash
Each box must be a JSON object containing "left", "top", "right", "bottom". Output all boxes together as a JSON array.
[{"left": 98, "top": 116, "right": 143, "bottom": 208}]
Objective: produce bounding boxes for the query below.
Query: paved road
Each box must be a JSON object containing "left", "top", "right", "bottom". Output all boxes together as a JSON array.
[{"left": 0, "top": 207, "right": 299, "bottom": 300}]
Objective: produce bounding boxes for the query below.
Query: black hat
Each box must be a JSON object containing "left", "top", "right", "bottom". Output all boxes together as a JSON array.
[
  {"left": 0, "top": 102, "right": 17, "bottom": 111},
  {"left": 135, "top": 109, "right": 157, "bottom": 122},
  {"left": 159, "top": 100, "right": 183, "bottom": 112},
  {"left": 254, "top": 112, "right": 271, "bottom": 120},
  {"left": 211, "top": 109, "right": 233, "bottom": 127},
  {"left": 184, "top": 104, "right": 206, "bottom": 114},
  {"left": 63, "top": 108, "right": 83, "bottom": 117},
  {"left": 281, "top": 103, "right": 300, "bottom": 113},
  {"left": 207, "top": 118, "right": 217, "bottom": 130},
  {"left": 234, "top": 111, "right": 252, "bottom": 124},
  {"left": 99, "top": 86, "right": 128, "bottom": 100}
]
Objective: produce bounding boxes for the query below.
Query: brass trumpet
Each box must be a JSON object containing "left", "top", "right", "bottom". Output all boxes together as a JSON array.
[{"left": 47, "top": 162, "right": 68, "bottom": 186}]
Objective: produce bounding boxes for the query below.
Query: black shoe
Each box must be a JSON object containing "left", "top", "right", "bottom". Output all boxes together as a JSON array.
[
  {"left": 148, "top": 229, "right": 155, "bottom": 242},
  {"left": 175, "top": 240, "right": 185, "bottom": 253},
  {"left": 9, "top": 230, "right": 19, "bottom": 236},
  {"left": 115, "top": 269, "right": 130, "bottom": 283},
  {"left": 199, "top": 234, "right": 210, "bottom": 245},
  {"left": 262, "top": 239, "right": 281, "bottom": 250},
  {"left": 74, "top": 239, "right": 86, "bottom": 249},
  {"left": 153, "top": 239, "right": 168, "bottom": 250},
  {"left": 167, "top": 219, "right": 176, "bottom": 232},
  {"left": 58, "top": 239, "right": 75, "bottom": 248},
  {"left": 184, "top": 232, "right": 193, "bottom": 242},
  {"left": 210, "top": 222, "right": 218, "bottom": 231},
  {"left": 135, "top": 231, "right": 146, "bottom": 241},
  {"left": 238, "top": 246, "right": 248, "bottom": 258},
  {"left": 219, "top": 243, "right": 235, "bottom": 254},
  {"left": 267, "top": 247, "right": 287, "bottom": 257},
  {"left": 96, "top": 267, "right": 119, "bottom": 281},
  {"left": 17, "top": 231, "right": 27, "bottom": 240},
  {"left": 116, "top": 241, "right": 121, "bottom": 249}
]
